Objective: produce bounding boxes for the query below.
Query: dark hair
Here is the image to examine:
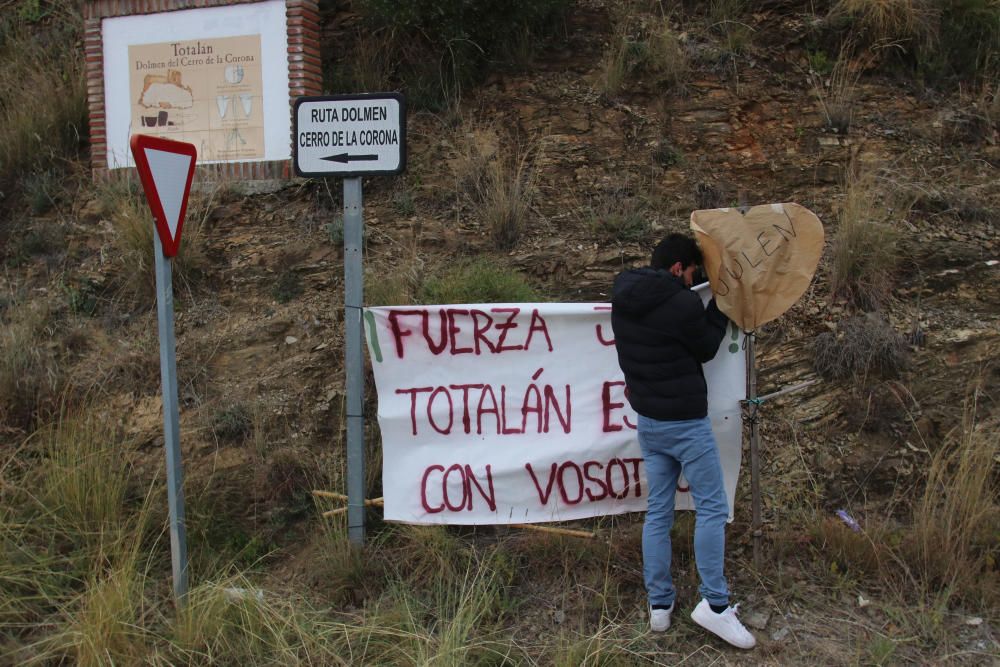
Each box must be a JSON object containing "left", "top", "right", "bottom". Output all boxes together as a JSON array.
[{"left": 651, "top": 233, "right": 703, "bottom": 270}]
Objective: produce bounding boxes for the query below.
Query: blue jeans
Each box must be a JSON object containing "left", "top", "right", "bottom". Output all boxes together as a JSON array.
[{"left": 637, "top": 414, "right": 730, "bottom": 607}]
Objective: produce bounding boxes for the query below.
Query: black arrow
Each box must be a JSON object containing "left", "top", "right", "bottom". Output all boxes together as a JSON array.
[{"left": 320, "top": 152, "right": 378, "bottom": 163}]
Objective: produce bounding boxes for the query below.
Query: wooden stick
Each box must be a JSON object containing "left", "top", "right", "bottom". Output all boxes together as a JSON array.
[
  {"left": 317, "top": 492, "right": 384, "bottom": 518},
  {"left": 312, "top": 490, "right": 348, "bottom": 501},
  {"left": 509, "top": 524, "right": 597, "bottom": 539},
  {"left": 755, "top": 379, "right": 818, "bottom": 404},
  {"left": 313, "top": 490, "right": 384, "bottom": 506},
  {"left": 746, "top": 332, "right": 763, "bottom": 569}
]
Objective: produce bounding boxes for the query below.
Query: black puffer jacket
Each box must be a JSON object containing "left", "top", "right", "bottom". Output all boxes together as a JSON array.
[{"left": 611, "top": 268, "right": 730, "bottom": 421}]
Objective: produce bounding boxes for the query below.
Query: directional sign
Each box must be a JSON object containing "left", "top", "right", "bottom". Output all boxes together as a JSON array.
[
  {"left": 293, "top": 93, "right": 406, "bottom": 177},
  {"left": 129, "top": 135, "right": 197, "bottom": 258}
]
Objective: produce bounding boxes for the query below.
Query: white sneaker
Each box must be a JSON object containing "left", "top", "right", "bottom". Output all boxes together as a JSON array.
[
  {"left": 691, "top": 599, "right": 756, "bottom": 649},
  {"left": 648, "top": 601, "right": 674, "bottom": 632}
]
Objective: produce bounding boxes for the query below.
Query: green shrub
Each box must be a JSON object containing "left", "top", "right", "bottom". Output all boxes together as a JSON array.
[
  {"left": 807, "top": 48, "right": 834, "bottom": 75},
  {"left": 23, "top": 169, "right": 63, "bottom": 215},
  {"left": 934, "top": 0, "right": 1000, "bottom": 79},
  {"left": 325, "top": 217, "right": 345, "bottom": 245},
  {"left": 419, "top": 259, "right": 537, "bottom": 304},
  {"left": 63, "top": 280, "right": 99, "bottom": 317},
  {"left": 832, "top": 0, "right": 1000, "bottom": 81},
  {"left": 357, "top": 0, "right": 569, "bottom": 108},
  {"left": 653, "top": 141, "right": 683, "bottom": 168},
  {"left": 271, "top": 270, "right": 303, "bottom": 304},
  {"left": 8, "top": 221, "right": 65, "bottom": 267},
  {"left": 392, "top": 184, "right": 417, "bottom": 216},
  {"left": 212, "top": 404, "right": 253, "bottom": 443}
]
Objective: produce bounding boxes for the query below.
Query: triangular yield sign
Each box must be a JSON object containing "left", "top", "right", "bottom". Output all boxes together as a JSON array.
[{"left": 129, "top": 135, "right": 197, "bottom": 258}]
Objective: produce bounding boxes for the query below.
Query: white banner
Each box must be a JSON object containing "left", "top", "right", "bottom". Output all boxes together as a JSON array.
[{"left": 365, "top": 286, "right": 746, "bottom": 525}]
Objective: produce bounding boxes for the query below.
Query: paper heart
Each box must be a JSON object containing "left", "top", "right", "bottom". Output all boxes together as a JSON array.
[{"left": 690, "top": 203, "right": 824, "bottom": 331}]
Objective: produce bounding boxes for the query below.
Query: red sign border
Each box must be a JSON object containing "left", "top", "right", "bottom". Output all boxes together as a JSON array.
[{"left": 129, "top": 134, "right": 197, "bottom": 258}]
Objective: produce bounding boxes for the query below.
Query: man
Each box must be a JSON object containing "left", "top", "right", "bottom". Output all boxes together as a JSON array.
[{"left": 611, "top": 233, "right": 755, "bottom": 650}]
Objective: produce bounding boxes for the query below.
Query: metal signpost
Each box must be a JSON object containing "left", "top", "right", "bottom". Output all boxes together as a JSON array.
[
  {"left": 294, "top": 93, "right": 406, "bottom": 545},
  {"left": 129, "top": 134, "right": 197, "bottom": 603}
]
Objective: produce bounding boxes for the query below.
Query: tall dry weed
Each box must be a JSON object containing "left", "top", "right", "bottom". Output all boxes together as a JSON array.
[
  {"left": 830, "top": 170, "right": 902, "bottom": 310},
  {"left": 810, "top": 40, "right": 871, "bottom": 133}
]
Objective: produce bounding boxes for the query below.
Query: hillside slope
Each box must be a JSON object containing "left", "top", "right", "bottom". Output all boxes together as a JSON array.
[{"left": 1, "top": 0, "right": 998, "bottom": 663}]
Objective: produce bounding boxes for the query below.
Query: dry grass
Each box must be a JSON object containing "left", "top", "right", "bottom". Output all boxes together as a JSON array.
[
  {"left": 832, "top": 0, "right": 938, "bottom": 49},
  {"left": 452, "top": 121, "right": 539, "bottom": 251},
  {"left": 581, "top": 187, "right": 651, "bottom": 246},
  {"left": 809, "top": 384, "right": 1000, "bottom": 616},
  {"left": 0, "top": 7, "right": 87, "bottom": 188},
  {"left": 598, "top": 22, "right": 637, "bottom": 97},
  {"left": 830, "top": 171, "right": 903, "bottom": 310},
  {"left": 100, "top": 178, "right": 214, "bottom": 303},
  {"left": 53, "top": 559, "right": 150, "bottom": 667},
  {"left": 0, "top": 299, "right": 61, "bottom": 430},
  {"left": 905, "top": 394, "right": 999, "bottom": 608},
  {"left": 708, "top": 0, "right": 753, "bottom": 56},
  {"left": 38, "top": 412, "right": 134, "bottom": 548},
  {"left": 5, "top": 396, "right": 995, "bottom": 665},
  {"left": 810, "top": 40, "right": 870, "bottom": 134},
  {"left": 599, "top": 14, "right": 689, "bottom": 97},
  {"left": 365, "top": 270, "right": 418, "bottom": 307},
  {"left": 0, "top": 407, "right": 154, "bottom": 665},
  {"left": 646, "top": 19, "right": 689, "bottom": 88}
]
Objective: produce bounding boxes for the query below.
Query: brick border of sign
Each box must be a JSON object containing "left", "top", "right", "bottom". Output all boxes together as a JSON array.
[{"left": 84, "top": 0, "right": 321, "bottom": 181}]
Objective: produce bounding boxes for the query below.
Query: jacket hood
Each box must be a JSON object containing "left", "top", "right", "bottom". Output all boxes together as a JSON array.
[{"left": 612, "top": 267, "right": 684, "bottom": 316}]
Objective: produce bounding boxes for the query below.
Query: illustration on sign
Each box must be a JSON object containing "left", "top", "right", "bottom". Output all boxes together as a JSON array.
[{"left": 129, "top": 36, "right": 264, "bottom": 161}]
